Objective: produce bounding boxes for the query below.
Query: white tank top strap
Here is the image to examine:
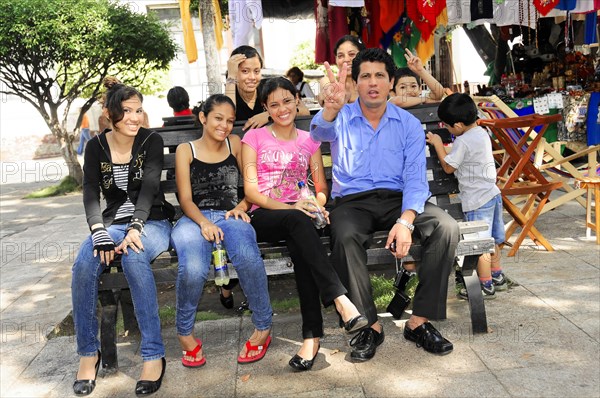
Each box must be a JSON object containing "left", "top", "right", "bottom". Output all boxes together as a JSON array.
[{"left": 188, "top": 141, "right": 197, "bottom": 159}]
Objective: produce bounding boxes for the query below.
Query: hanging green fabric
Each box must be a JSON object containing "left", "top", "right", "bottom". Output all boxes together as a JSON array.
[{"left": 390, "top": 17, "right": 421, "bottom": 68}]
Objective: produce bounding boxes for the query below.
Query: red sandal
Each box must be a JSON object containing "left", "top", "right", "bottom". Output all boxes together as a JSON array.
[
  {"left": 181, "top": 338, "right": 206, "bottom": 368},
  {"left": 237, "top": 335, "right": 272, "bottom": 364}
]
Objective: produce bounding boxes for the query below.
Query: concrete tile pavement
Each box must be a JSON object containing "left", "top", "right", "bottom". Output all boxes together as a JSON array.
[{"left": 1, "top": 177, "right": 599, "bottom": 397}]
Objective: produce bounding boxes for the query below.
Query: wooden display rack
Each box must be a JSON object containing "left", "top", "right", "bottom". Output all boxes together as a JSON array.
[{"left": 474, "top": 95, "right": 600, "bottom": 214}]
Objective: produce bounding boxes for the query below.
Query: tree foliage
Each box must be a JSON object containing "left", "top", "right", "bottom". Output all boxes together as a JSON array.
[
  {"left": 289, "top": 41, "right": 327, "bottom": 72},
  {"left": 0, "top": 0, "right": 177, "bottom": 184}
]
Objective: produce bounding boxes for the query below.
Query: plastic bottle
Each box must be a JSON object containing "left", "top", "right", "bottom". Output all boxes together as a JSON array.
[
  {"left": 297, "top": 181, "right": 327, "bottom": 229},
  {"left": 212, "top": 242, "right": 230, "bottom": 286}
]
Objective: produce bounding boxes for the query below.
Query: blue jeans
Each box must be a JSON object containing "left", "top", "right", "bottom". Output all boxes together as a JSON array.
[
  {"left": 171, "top": 212, "right": 272, "bottom": 335},
  {"left": 464, "top": 194, "right": 505, "bottom": 245},
  {"left": 71, "top": 219, "right": 172, "bottom": 361}
]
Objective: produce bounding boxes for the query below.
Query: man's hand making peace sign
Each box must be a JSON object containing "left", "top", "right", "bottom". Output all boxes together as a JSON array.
[{"left": 321, "top": 62, "right": 349, "bottom": 122}]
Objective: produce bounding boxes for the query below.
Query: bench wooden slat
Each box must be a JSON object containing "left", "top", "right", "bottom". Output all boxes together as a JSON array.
[{"left": 159, "top": 129, "right": 202, "bottom": 147}]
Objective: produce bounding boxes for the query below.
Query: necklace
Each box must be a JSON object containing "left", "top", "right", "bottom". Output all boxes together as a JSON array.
[
  {"left": 107, "top": 133, "right": 133, "bottom": 164},
  {"left": 270, "top": 125, "right": 297, "bottom": 140}
]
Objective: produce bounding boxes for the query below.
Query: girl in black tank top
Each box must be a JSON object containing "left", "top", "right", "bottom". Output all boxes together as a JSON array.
[
  {"left": 188, "top": 137, "right": 239, "bottom": 211},
  {"left": 171, "top": 94, "right": 272, "bottom": 367}
]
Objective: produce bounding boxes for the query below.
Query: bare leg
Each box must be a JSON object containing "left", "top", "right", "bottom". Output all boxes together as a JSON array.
[
  {"left": 238, "top": 328, "right": 271, "bottom": 360},
  {"left": 76, "top": 354, "right": 99, "bottom": 380}
]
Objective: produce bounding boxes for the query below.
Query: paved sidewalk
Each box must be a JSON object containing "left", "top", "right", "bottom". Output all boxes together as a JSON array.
[{"left": 1, "top": 171, "right": 599, "bottom": 397}]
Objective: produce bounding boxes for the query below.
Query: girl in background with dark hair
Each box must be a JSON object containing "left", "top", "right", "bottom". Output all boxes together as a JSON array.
[
  {"left": 72, "top": 78, "right": 174, "bottom": 396},
  {"left": 170, "top": 94, "right": 273, "bottom": 366},
  {"left": 318, "top": 35, "right": 365, "bottom": 106},
  {"left": 225, "top": 45, "right": 269, "bottom": 130},
  {"left": 241, "top": 77, "right": 367, "bottom": 372}
]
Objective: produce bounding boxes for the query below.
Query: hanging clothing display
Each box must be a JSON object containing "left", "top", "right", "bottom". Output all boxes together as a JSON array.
[
  {"left": 584, "top": 11, "right": 598, "bottom": 44},
  {"left": 533, "top": 0, "right": 561, "bottom": 16},
  {"left": 493, "top": 0, "right": 539, "bottom": 28},
  {"left": 179, "top": 0, "right": 197, "bottom": 63},
  {"left": 228, "top": 0, "right": 263, "bottom": 48},
  {"left": 406, "top": 0, "right": 445, "bottom": 42},
  {"left": 361, "top": 0, "right": 383, "bottom": 48},
  {"left": 314, "top": 0, "right": 349, "bottom": 64},
  {"left": 330, "top": 0, "right": 365, "bottom": 6},
  {"left": 470, "top": 0, "right": 493, "bottom": 20},
  {"left": 379, "top": 0, "right": 405, "bottom": 33},
  {"left": 447, "top": 0, "right": 471, "bottom": 24}
]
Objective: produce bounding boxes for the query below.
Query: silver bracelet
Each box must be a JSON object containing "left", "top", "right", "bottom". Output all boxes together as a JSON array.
[{"left": 396, "top": 218, "right": 415, "bottom": 233}]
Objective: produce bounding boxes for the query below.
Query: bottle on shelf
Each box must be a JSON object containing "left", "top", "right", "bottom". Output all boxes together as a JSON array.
[
  {"left": 212, "top": 242, "right": 230, "bottom": 286},
  {"left": 297, "top": 181, "right": 327, "bottom": 229}
]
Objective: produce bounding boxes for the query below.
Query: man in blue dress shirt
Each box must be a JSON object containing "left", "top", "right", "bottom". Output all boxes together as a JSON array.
[{"left": 311, "top": 48, "right": 459, "bottom": 362}]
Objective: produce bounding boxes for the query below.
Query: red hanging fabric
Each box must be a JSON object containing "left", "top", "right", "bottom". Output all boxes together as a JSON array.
[
  {"left": 407, "top": 0, "right": 445, "bottom": 42},
  {"left": 533, "top": 0, "right": 560, "bottom": 16},
  {"left": 315, "top": 0, "right": 350, "bottom": 64},
  {"left": 379, "top": 0, "right": 405, "bottom": 33},
  {"left": 362, "top": 0, "right": 383, "bottom": 48}
]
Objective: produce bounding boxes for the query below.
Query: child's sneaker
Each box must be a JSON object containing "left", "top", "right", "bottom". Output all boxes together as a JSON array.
[
  {"left": 492, "top": 272, "right": 508, "bottom": 291},
  {"left": 458, "top": 281, "right": 496, "bottom": 300}
]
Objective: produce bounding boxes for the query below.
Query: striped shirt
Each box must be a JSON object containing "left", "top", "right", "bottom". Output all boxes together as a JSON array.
[{"left": 113, "top": 163, "right": 135, "bottom": 222}]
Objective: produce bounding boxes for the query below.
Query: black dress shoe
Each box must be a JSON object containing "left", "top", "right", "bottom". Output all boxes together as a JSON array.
[
  {"left": 288, "top": 344, "right": 320, "bottom": 371},
  {"left": 349, "top": 327, "right": 385, "bottom": 362},
  {"left": 135, "top": 357, "right": 166, "bottom": 395},
  {"left": 220, "top": 290, "right": 234, "bottom": 309},
  {"left": 73, "top": 350, "right": 101, "bottom": 396},
  {"left": 404, "top": 322, "right": 453, "bottom": 355},
  {"left": 343, "top": 315, "right": 368, "bottom": 334}
]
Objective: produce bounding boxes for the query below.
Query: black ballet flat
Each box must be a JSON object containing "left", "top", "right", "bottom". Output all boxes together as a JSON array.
[
  {"left": 288, "top": 344, "right": 320, "bottom": 371},
  {"left": 73, "top": 350, "right": 101, "bottom": 396},
  {"left": 135, "top": 357, "right": 166, "bottom": 396},
  {"left": 344, "top": 315, "right": 368, "bottom": 334}
]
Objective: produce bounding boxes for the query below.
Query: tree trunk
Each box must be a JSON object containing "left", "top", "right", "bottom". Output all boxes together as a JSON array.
[
  {"left": 54, "top": 126, "right": 83, "bottom": 185},
  {"left": 199, "top": 1, "right": 221, "bottom": 95}
]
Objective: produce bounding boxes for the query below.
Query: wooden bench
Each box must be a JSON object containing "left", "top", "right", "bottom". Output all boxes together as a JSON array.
[{"left": 97, "top": 105, "right": 495, "bottom": 371}]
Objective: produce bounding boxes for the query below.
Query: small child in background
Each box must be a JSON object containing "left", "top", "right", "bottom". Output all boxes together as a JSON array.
[
  {"left": 426, "top": 93, "right": 507, "bottom": 299},
  {"left": 389, "top": 48, "right": 446, "bottom": 108}
]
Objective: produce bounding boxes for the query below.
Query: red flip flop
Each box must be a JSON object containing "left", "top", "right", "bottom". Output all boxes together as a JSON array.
[
  {"left": 182, "top": 338, "right": 206, "bottom": 368},
  {"left": 237, "top": 335, "right": 272, "bottom": 364}
]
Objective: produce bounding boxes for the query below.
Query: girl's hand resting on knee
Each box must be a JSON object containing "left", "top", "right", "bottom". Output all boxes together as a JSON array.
[
  {"left": 200, "top": 221, "right": 224, "bottom": 243},
  {"left": 225, "top": 209, "right": 251, "bottom": 223},
  {"left": 116, "top": 229, "right": 144, "bottom": 255}
]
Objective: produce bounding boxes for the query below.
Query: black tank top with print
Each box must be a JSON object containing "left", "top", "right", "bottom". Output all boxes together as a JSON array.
[{"left": 189, "top": 138, "right": 239, "bottom": 211}]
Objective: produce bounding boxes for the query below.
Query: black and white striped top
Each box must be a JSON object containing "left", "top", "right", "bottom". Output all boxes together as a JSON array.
[{"left": 113, "top": 163, "right": 135, "bottom": 221}]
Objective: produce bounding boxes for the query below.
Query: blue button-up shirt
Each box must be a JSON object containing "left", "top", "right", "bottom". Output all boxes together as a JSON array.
[{"left": 310, "top": 100, "right": 430, "bottom": 214}]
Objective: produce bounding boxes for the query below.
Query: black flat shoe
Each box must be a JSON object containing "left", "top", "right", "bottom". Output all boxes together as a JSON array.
[
  {"left": 349, "top": 327, "right": 385, "bottom": 362},
  {"left": 220, "top": 290, "right": 234, "bottom": 309},
  {"left": 343, "top": 314, "right": 368, "bottom": 334},
  {"left": 73, "top": 350, "right": 101, "bottom": 396},
  {"left": 135, "top": 357, "right": 166, "bottom": 396},
  {"left": 289, "top": 344, "right": 320, "bottom": 371},
  {"left": 404, "top": 322, "right": 453, "bottom": 355}
]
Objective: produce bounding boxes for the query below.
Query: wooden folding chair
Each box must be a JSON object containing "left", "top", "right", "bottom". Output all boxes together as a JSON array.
[
  {"left": 475, "top": 95, "right": 600, "bottom": 214},
  {"left": 478, "top": 114, "right": 564, "bottom": 257}
]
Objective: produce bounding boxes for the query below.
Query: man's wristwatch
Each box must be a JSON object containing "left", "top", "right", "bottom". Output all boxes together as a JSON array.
[{"left": 396, "top": 218, "right": 415, "bottom": 233}]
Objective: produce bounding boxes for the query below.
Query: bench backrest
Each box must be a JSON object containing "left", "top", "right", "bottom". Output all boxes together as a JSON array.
[{"left": 155, "top": 104, "right": 461, "bottom": 219}]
